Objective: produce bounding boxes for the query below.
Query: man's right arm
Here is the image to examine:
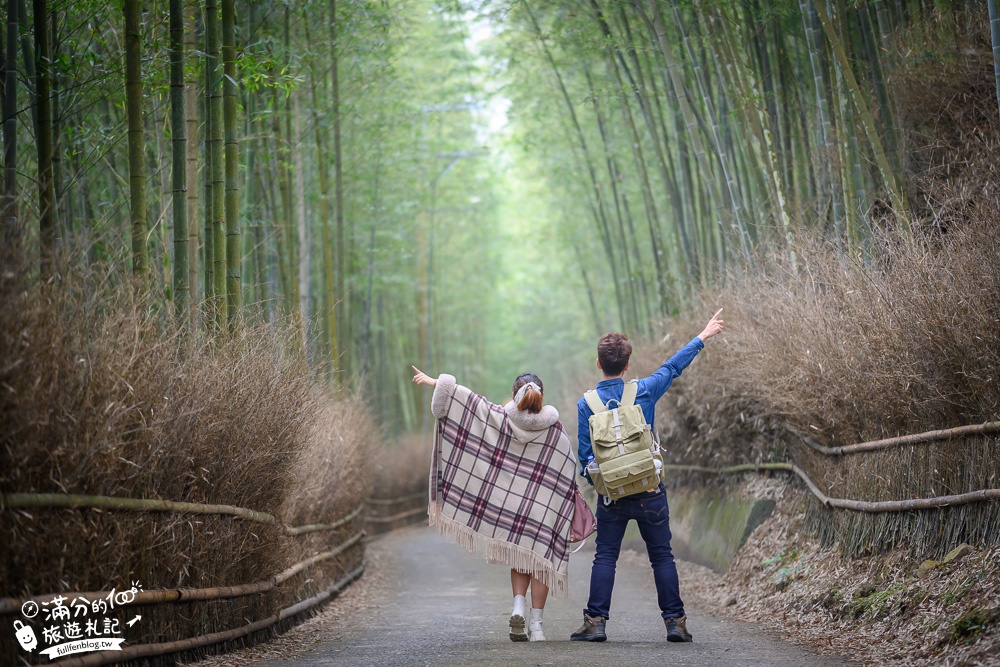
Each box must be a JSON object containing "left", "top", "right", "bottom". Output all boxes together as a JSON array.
[
  {"left": 641, "top": 338, "right": 704, "bottom": 402},
  {"left": 641, "top": 308, "right": 724, "bottom": 402}
]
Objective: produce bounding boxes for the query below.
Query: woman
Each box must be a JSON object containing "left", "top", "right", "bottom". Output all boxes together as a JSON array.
[{"left": 412, "top": 366, "right": 578, "bottom": 642}]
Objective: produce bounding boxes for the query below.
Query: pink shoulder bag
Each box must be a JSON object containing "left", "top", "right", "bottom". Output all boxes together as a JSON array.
[{"left": 569, "top": 484, "right": 597, "bottom": 552}]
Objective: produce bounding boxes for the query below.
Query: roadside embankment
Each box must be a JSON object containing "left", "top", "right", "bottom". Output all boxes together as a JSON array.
[{"left": 679, "top": 477, "right": 1000, "bottom": 667}]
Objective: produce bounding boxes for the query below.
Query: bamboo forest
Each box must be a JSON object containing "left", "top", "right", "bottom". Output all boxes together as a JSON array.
[{"left": 2, "top": 1, "right": 1000, "bottom": 666}]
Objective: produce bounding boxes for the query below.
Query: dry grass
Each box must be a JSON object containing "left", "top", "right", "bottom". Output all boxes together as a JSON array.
[
  {"left": 370, "top": 433, "right": 433, "bottom": 500},
  {"left": 0, "top": 264, "right": 378, "bottom": 663},
  {"left": 632, "top": 215, "right": 1000, "bottom": 458},
  {"left": 282, "top": 394, "right": 380, "bottom": 525}
]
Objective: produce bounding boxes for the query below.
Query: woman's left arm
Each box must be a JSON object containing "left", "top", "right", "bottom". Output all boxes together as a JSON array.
[
  {"left": 412, "top": 366, "right": 437, "bottom": 387},
  {"left": 413, "top": 366, "right": 455, "bottom": 418}
]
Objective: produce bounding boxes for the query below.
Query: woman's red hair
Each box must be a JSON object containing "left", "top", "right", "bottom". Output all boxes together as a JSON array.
[{"left": 512, "top": 373, "right": 544, "bottom": 414}]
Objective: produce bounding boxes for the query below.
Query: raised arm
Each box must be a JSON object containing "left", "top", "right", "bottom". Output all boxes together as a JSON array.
[
  {"left": 412, "top": 365, "right": 437, "bottom": 387},
  {"left": 412, "top": 366, "right": 503, "bottom": 424},
  {"left": 643, "top": 308, "right": 725, "bottom": 401},
  {"left": 696, "top": 308, "right": 725, "bottom": 343}
]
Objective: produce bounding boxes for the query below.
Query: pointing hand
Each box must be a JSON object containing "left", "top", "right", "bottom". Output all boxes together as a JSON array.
[
  {"left": 698, "top": 308, "right": 724, "bottom": 342},
  {"left": 411, "top": 366, "right": 437, "bottom": 388}
]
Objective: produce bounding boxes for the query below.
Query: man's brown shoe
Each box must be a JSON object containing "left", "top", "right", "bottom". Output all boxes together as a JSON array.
[
  {"left": 570, "top": 613, "right": 607, "bottom": 642},
  {"left": 665, "top": 615, "right": 693, "bottom": 642}
]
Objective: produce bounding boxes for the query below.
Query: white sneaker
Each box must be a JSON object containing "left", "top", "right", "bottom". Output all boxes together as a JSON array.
[
  {"left": 509, "top": 595, "right": 527, "bottom": 642},
  {"left": 529, "top": 608, "right": 545, "bottom": 642}
]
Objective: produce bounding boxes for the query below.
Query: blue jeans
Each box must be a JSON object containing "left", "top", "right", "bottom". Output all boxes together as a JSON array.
[{"left": 584, "top": 484, "right": 685, "bottom": 620}]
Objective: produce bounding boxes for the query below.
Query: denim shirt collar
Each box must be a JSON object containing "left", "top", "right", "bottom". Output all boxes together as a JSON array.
[{"left": 596, "top": 377, "right": 625, "bottom": 390}]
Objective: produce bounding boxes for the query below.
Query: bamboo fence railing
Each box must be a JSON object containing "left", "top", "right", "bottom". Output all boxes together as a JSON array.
[
  {"left": 663, "top": 462, "right": 1000, "bottom": 512},
  {"left": 668, "top": 420, "right": 1000, "bottom": 513},
  {"left": 0, "top": 493, "right": 277, "bottom": 522},
  {"left": 365, "top": 490, "right": 428, "bottom": 535},
  {"left": 792, "top": 420, "right": 1000, "bottom": 456},
  {"left": 0, "top": 500, "right": 365, "bottom": 616},
  {"left": 1, "top": 488, "right": 427, "bottom": 665},
  {"left": 35, "top": 565, "right": 367, "bottom": 667}
]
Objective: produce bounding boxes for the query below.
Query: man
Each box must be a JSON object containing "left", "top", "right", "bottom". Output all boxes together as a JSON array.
[{"left": 570, "top": 309, "right": 725, "bottom": 643}]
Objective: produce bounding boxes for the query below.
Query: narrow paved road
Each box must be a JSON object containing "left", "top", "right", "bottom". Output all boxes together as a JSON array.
[{"left": 272, "top": 525, "right": 851, "bottom": 667}]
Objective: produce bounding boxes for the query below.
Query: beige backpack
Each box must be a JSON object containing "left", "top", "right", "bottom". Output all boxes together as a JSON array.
[{"left": 584, "top": 380, "right": 663, "bottom": 501}]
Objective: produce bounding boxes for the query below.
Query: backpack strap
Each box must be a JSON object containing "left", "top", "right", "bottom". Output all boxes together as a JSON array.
[
  {"left": 585, "top": 381, "right": 638, "bottom": 413},
  {"left": 583, "top": 389, "right": 605, "bottom": 414},
  {"left": 620, "top": 380, "right": 638, "bottom": 407}
]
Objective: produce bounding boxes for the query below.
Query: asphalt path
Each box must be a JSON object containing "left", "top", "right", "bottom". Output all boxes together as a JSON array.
[{"left": 272, "top": 525, "right": 851, "bottom": 667}]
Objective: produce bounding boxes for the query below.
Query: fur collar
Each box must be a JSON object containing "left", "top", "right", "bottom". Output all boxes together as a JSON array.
[{"left": 503, "top": 402, "right": 560, "bottom": 431}]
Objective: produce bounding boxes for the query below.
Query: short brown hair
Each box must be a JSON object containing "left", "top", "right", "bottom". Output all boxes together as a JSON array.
[{"left": 597, "top": 332, "right": 632, "bottom": 376}]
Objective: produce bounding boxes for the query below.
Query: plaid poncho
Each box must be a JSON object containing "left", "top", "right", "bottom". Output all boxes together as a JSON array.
[{"left": 428, "top": 374, "right": 577, "bottom": 596}]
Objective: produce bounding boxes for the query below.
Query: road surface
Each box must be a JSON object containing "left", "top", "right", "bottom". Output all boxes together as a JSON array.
[{"left": 269, "top": 525, "right": 852, "bottom": 667}]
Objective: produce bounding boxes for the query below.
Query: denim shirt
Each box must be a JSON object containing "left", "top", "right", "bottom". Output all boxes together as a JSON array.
[{"left": 576, "top": 336, "right": 705, "bottom": 477}]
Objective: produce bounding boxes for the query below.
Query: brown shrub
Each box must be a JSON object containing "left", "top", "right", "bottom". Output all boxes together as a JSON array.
[
  {"left": 370, "top": 433, "right": 432, "bottom": 500},
  {"left": 0, "top": 265, "right": 377, "bottom": 663}
]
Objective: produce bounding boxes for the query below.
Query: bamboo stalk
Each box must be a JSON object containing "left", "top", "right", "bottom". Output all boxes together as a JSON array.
[
  {"left": 2, "top": 0, "right": 17, "bottom": 249},
  {"left": 222, "top": 0, "right": 241, "bottom": 325},
  {"left": 670, "top": 0, "right": 749, "bottom": 255},
  {"left": 123, "top": 0, "right": 145, "bottom": 285},
  {"left": 303, "top": 16, "right": 335, "bottom": 374},
  {"left": 169, "top": 0, "right": 189, "bottom": 319},
  {"left": 799, "top": 0, "right": 839, "bottom": 235},
  {"left": 184, "top": 1, "right": 199, "bottom": 320},
  {"left": 796, "top": 421, "right": 1000, "bottom": 456},
  {"left": 278, "top": 563, "right": 364, "bottom": 621},
  {"left": 596, "top": 0, "right": 691, "bottom": 289},
  {"left": 329, "top": 0, "right": 345, "bottom": 371},
  {"left": 812, "top": 0, "right": 908, "bottom": 228},
  {"left": 207, "top": 0, "right": 226, "bottom": 326},
  {"left": 644, "top": 0, "right": 729, "bottom": 270},
  {"left": 0, "top": 493, "right": 276, "bottom": 522},
  {"left": 583, "top": 62, "right": 639, "bottom": 331},
  {"left": 663, "top": 462, "right": 1000, "bottom": 513},
  {"left": 520, "top": 0, "right": 628, "bottom": 320},
  {"left": 274, "top": 531, "right": 364, "bottom": 584},
  {"left": 43, "top": 565, "right": 365, "bottom": 667},
  {"left": 367, "top": 491, "right": 426, "bottom": 505},
  {"left": 990, "top": 0, "right": 1000, "bottom": 124},
  {"left": 366, "top": 506, "right": 427, "bottom": 524},
  {"left": 286, "top": 505, "right": 364, "bottom": 535}
]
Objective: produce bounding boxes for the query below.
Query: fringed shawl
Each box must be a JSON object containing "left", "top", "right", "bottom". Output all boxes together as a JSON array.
[{"left": 428, "top": 374, "right": 577, "bottom": 596}]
